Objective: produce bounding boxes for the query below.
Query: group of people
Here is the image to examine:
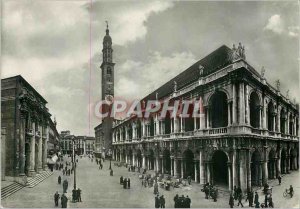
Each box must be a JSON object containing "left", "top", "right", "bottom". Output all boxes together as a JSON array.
[
  {"left": 202, "top": 183, "right": 218, "bottom": 202},
  {"left": 120, "top": 176, "right": 131, "bottom": 189},
  {"left": 174, "top": 194, "right": 191, "bottom": 208},
  {"left": 72, "top": 188, "right": 82, "bottom": 203},
  {"left": 154, "top": 194, "right": 166, "bottom": 208},
  {"left": 54, "top": 191, "right": 68, "bottom": 208}
]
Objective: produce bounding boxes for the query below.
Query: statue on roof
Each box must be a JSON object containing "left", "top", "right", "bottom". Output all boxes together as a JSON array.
[
  {"left": 275, "top": 80, "right": 280, "bottom": 91},
  {"left": 173, "top": 81, "right": 177, "bottom": 92},
  {"left": 261, "top": 66, "right": 265, "bottom": 78},
  {"left": 199, "top": 65, "right": 204, "bottom": 76},
  {"left": 232, "top": 43, "right": 246, "bottom": 60}
]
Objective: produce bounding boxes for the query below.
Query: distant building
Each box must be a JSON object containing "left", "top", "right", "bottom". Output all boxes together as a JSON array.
[
  {"left": 1, "top": 75, "right": 56, "bottom": 185},
  {"left": 60, "top": 131, "right": 95, "bottom": 155},
  {"left": 48, "top": 118, "right": 60, "bottom": 155}
]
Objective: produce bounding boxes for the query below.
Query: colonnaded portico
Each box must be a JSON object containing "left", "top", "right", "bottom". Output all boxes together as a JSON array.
[{"left": 109, "top": 44, "right": 299, "bottom": 192}]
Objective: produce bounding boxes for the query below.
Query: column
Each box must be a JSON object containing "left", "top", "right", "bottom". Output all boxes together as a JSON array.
[
  {"left": 259, "top": 161, "right": 263, "bottom": 186},
  {"left": 247, "top": 149, "right": 251, "bottom": 190},
  {"left": 263, "top": 101, "right": 267, "bottom": 129},
  {"left": 228, "top": 102, "right": 232, "bottom": 126},
  {"left": 245, "top": 83, "right": 250, "bottom": 125},
  {"left": 199, "top": 97, "right": 205, "bottom": 129},
  {"left": 194, "top": 160, "right": 198, "bottom": 182},
  {"left": 239, "top": 150, "right": 247, "bottom": 191},
  {"left": 227, "top": 163, "right": 232, "bottom": 190},
  {"left": 161, "top": 156, "right": 164, "bottom": 173},
  {"left": 125, "top": 154, "right": 128, "bottom": 164},
  {"left": 171, "top": 157, "right": 174, "bottom": 176},
  {"left": 286, "top": 112, "right": 290, "bottom": 134},
  {"left": 19, "top": 112, "right": 26, "bottom": 177},
  {"left": 174, "top": 158, "right": 178, "bottom": 178},
  {"left": 262, "top": 160, "right": 268, "bottom": 184},
  {"left": 132, "top": 154, "right": 135, "bottom": 166},
  {"left": 194, "top": 116, "right": 197, "bottom": 130},
  {"left": 199, "top": 150, "right": 205, "bottom": 184},
  {"left": 180, "top": 116, "right": 183, "bottom": 132},
  {"left": 155, "top": 157, "right": 159, "bottom": 172},
  {"left": 174, "top": 117, "right": 179, "bottom": 133},
  {"left": 28, "top": 120, "right": 36, "bottom": 176},
  {"left": 286, "top": 155, "right": 290, "bottom": 173},
  {"left": 206, "top": 162, "right": 211, "bottom": 184},
  {"left": 258, "top": 106, "right": 262, "bottom": 129},
  {"left": 277, "top": 110, "right": 281, "bottom": 132},
  {"left": 83, "top": 140, "right": 86, "bottom": 155},
  {"left": 37, "top": 123, "right": 43, "bottom": 172},
  {"left": 239, "top": 82, "right": 245, "bottom": 124},
  {"left": 277, "top": 155, "right": 281, "bottom": 176},
  {"left": 232, "top": 83, "right": 237, "bottom": 124},
  {"left": 206, "top": 107, "right": 210, "bottom": 128},
  {"left": 142, "top": 155, "right": 146, "bottom": 169},
  {"left": 232, "top": 150, "right": 237, "bottom": 187},
  {"left": 142, "top": 121, "right": 145, "bottom": 137},
  {"left": 181, "top": 159, "right": 184, "bottom": 178}
]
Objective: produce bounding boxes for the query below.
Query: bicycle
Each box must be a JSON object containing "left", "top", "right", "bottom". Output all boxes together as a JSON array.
[{"left": 283, "top": 189, "right": 294, "bottom": 198}]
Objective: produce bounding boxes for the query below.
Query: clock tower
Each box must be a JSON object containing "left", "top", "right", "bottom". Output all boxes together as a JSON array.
[{"left": 100, "top": 22, "right": 114, "bottom": 157}]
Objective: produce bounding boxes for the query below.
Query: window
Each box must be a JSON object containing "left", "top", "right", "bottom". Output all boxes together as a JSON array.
[{"left": 107, "top": 67, "right": 112, "bottom": 75}]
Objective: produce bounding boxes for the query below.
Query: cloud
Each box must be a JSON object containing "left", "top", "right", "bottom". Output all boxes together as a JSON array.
[{"left": 264, "top": 14, "right": 284, "bottom": 34}]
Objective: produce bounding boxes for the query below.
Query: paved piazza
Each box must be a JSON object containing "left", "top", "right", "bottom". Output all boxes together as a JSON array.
[{"left": 1, "top": 156, "right": 299, "bottom": 208}]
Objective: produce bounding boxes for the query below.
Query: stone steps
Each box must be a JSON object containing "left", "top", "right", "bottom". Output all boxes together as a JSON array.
[
  {"left": 26, "top": 170, "right": 53, "bottom": 188},
  {"left": 1, "top": 182, "right": 24, "bottom": 199}
]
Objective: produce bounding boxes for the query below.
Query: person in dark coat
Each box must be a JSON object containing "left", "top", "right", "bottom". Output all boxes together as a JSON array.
[
  {"left": 110, "top": 169, "right": 113, "bottom": 176},
  {"left": 186, "top": 195, "right": 191, "bottom": 208},
  {"left": 54, "top": 191, "right": 60, "bottom": 207},
  {"left": 234, "top": 186, "right": 238, "bottom": 200},
  {"left": 277, "top": 175, "right": 282, "bottom": 185},
  {"left": 123, "top": 178, "right": 127, "bottom": 189},
  {"left": 289, "top": 185, "right": 294, "bottom": 198},
  {"left": 155, "top": 195, "right": 160, "bottom": 208},
  {"left": 249, "top": 190, "right": 254, "bottom": 207},
  {"left": 77, "top": 188, "right": 82, "bottom": 202},
  {"left": 268, "top": 194, "right": 273, "bottom": 208},
  {"left": 174, "top": 194, "right": 179, "bottom": 208},
  {"left": 61, "top": 193, "right": 68, "bottom": 208},
  {"left": 160, "top": 195, "right": 165, "bottom": 208},
  {"left": 154, "top": 182, "right": 158, "bottom": 194},
  {"left": 204, "top": 185, "right": 209, "bottom": 199},
  {"left": 254, "top": 192, "right": 259, "bottom": 206},
  {"left": 229, "top": 194, "right": 234, "bottom": 208},
  {"left": 72, "top": 189, "right": 77, "bottom": 202},
  {"left": 264, "top": 194, "right": 268, "bottom": 207},
  {"left": 187, "top": 176, "right": 191, "bottom": 185},
  {"left": 237, "top": 193, "right": 244, "bottom": 207},
  {"left": 127, "top": 178, "right": 131, "bottom": 189},
  {"left": 179, "top": 195, "right": 185, "bottom": 208},
  {"left": 63, "top": 179, "right": 68, "bottom": 193},
  {"left": 120, "top": 176, "right": 123, "bottom": 184},
  {"left": 58, "top": 176, "right": 61, "bottom": 184}
]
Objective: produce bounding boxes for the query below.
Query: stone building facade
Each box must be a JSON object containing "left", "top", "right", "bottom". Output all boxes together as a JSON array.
[
  {"left": 60, "top": 131, "right": 95, "bottom": 155},
  {"left": 111, "top": 44, "right": 299, "bottom": 191},
  {"left": 1, "top": 75, "right": 51, "bottom": 184}
]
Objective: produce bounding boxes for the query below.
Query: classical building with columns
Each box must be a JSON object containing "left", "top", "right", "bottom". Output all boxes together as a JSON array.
[
  {"left": 110, "top": 43, "right": 299, "bottom": 191},
  {"left": 1, "top": 75, "right": 52, "bottom": 185}
]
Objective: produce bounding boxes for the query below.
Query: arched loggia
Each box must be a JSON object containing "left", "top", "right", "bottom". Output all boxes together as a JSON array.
[
  {"left": 210, "top": 91, "right": 228, "bottom": 128},
  {"left": 251, "top": 150, "right": 262, "bottom": 186},
  {"left": 212, "top": 150, "right": 229, "bottom": 185},
  {"left": 249, "top": 92, "right": 260, "bottom": 128}
]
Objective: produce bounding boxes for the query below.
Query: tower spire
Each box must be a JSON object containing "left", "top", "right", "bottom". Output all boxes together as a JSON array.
[{"left": 105, "top": 20, "right": 109, "bottom": 35}]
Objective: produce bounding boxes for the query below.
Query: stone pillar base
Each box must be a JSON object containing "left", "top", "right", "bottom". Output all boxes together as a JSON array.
[
  {"left": 37, "top": 167, "right": 43, "bottom": 173},
  {"left": 17, "top": 174, "right": 27, "bottom": 186},
  {"left": 28, "top": 170, "right": 36, "bottom": 177}
]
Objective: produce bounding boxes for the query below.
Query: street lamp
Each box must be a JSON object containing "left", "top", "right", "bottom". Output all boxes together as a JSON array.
[{"left": 72, "top": 137, "right": 76, "bottom": 190}]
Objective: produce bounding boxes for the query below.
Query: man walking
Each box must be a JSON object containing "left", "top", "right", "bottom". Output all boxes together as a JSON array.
[
  {"left": 229, "top": 194, "right": 234, "bottom": 208},
  {"left": 61, "top": 193, "right": 68, "bottom": 208},
  {"left": 186, "top": 195, "right": 191, "bottom": 208},
  {"left": 155, "top": 195, "right": 160, "bottom": 208},
  {"left": 63, "top": 179, "right": 68, "bottom": 193},
  {"left": 254, "top": 192, "right": 259, "bottom": 206},
  {"left": 277, "top": 175, "right": 282, "bottom": 185},
  {"left": 248, "top": 190, "right": 254, "bottom": 207},
  {"left": 160, "top": 195, "right": 165, "bottom": 208},
  {"left": 58, "top": 176, "right": 61, "bottom": 184},
  {"left": 237, "top": 193, "right": 244, "bottom": 207},
  {"left": 54, "top": 191, "right": 60, "bottom": 207},
  {"left": 77, "top": 188, "right": 82, "bottom": 202},
  {"left": 127, "top": 178, "right": 131, "bottom": 189}
]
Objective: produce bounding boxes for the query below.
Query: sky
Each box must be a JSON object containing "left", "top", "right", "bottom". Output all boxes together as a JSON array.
[{"left": 2, "top": 0, "right": 299, "bottom": 136}]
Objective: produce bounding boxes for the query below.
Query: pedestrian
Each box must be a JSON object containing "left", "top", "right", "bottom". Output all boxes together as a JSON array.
[
  {"left": 249, "top": 190, "right": 254, "bottom": 207},
  {"left": 204, "top": 185, "right": 209, "bottom": 199},
  {"left": 264, "top": 194, "right": 268, "bottom": 208},
  {"left": 62, "top": 170, "right": 65, "bottom": 175},
  {"left": 187, "top": 176, "right": 191, "bottom": 185},
  {"left": 180, "top": 195, "right": 185, "bottom": 208},
  {"left": 229, "top": 194, "right": 234, "bottom": 208},
  {"left": 160, "top": 195, "right": 165, "bottom": 208},
  {"left": 63, "top": 179, "right": 68, "bottom": 193},
  {"left": 277, "top": 175, "right": 282, "bottom": 185},
  {"left": 72, "top": 189, "right": 77, "bottom": 202},
  {"left": 154, "top": 182, "right": 158, "bottom": 194},
  {"left": 255, "top": 202, "right": 260, "bottom": 208},
  {"left": 120, "top": 176, "right": 123, "bottom": 184},
  {"left": 155, "top": 195, "right": 160, "bottom": 208},
  {"left": 58, "top": 176, "right": 61, "bottom": 184},
  {"left": 127, "top": 178, "right": 131, "bottom": 189},
  {"left": 254, "top": 192, "right": 259, "bottom": 206},
  {"left": 174, "top": 194, "right": 179, "bottom": 208},
  {"left": 54, "top": 191, "right": 60, "bottom": 207},
  {"left": 77, "top": 188, "right": 82, "bottom": 202},
  {"left": 110, "top": 169, "right": 113, "bottom": 176},
  {"left": 289, "top": 185, "right": 294, "bottom": 198},
  {"left": 237, "top": 193, "right": 244, "bottom": 207},
  {"left": 61, "top": 193, "right": 68, "bottom": 208},
  {"left": 186, "top": 195, "right": 191, "bottom": 208},
  {"left": 268, "top": 194, "right": 273, "bottom": 208},
  {"left": 123, "top": 178, "right": 127, "bottom": 189},
  {"left": 234, "top": 186, "right": 238, "bottom": 200}
]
